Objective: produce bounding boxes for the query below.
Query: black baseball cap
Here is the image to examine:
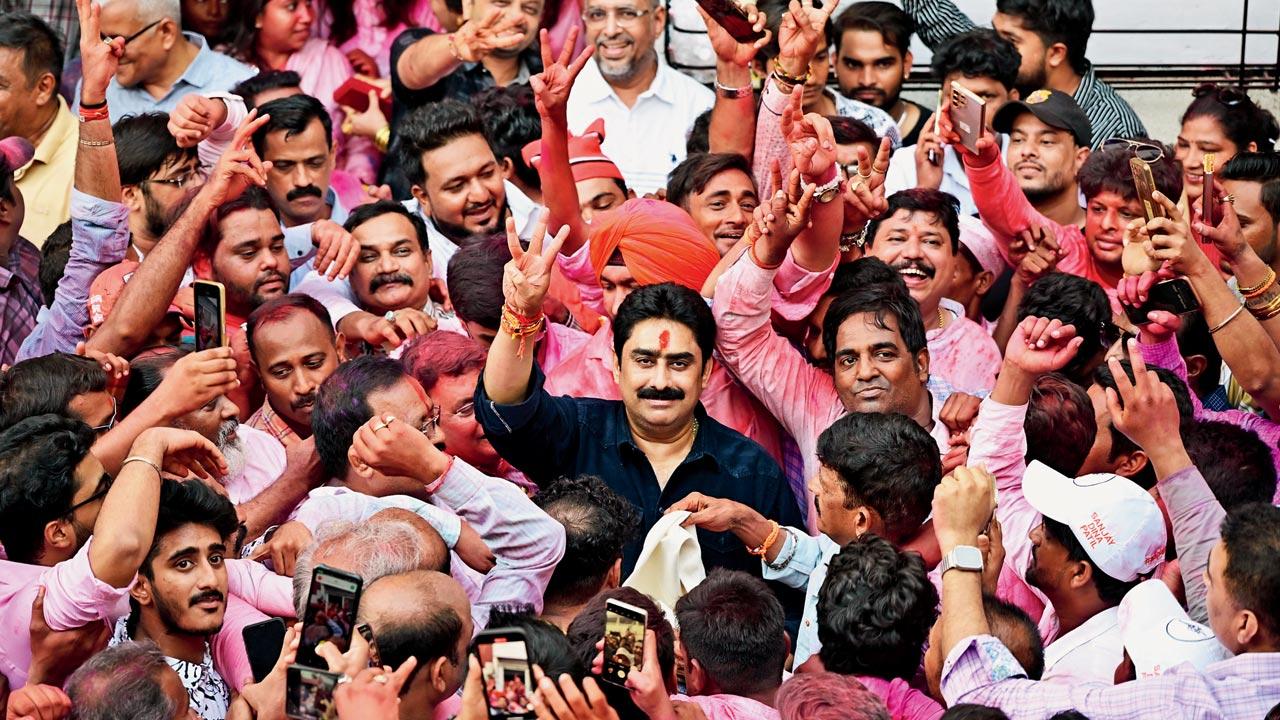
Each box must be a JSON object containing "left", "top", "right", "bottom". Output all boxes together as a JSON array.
[{"left": 992, "top": 89, "right": 1093, "bottom": 148}]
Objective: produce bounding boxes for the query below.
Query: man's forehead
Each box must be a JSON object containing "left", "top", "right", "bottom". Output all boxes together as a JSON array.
[
  {"left": 585, "top": 0, "right": 651, "bottom": 10},
  {"left": 836, "top": 311, "right": 906, "bottom": 343},
  {"left": 368, "top": 377, "right": 432, "bottom": 416},
  {"left": 265, "top": 121, "right": 330, "bottom": 158},
  {"left": 699, "top": 169, "right": 757, "bottom": 197},
  {"left": 880, "top": 209, "right": 949, "bottom": 235}
]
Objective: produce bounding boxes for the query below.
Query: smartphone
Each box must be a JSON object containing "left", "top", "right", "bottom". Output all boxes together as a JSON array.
[
  {"left": 193, "top": 280, "right": 225, "bottom": 351},
  {"left": 949, "top": 82, "right": 986, "bottom": 155},
  {"left": 474, "top": 628, "right": 535, "bottom": 719},
  {"left": 333, "top": 76, "right": 391, "bottom": 115},
  {"left": 695, "top": 0, "right": 765, "bottom": 43},
  {"left": 295, "top": 565, "right": 363, "bottom": 669},
  {"left": 286, "top": 665, "right": 340, "bottom": 720},
  {"left": 356, "top": 623, "right": 381, "bottom": 668},
  {"left": 1130, "top": 157, "right": 1166, "bottom": 223},
  {"left": 243, "top": 618, "right": 287, "bottom": 683},
  {"left": 1123, "top": 278, "right": 1201, "bottom": 325},
  {"left": 601, "top": 599, "right": 647, "bottom": 687}
]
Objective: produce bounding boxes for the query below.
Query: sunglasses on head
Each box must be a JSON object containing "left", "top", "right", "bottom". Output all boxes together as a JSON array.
[
  {"left": 1193, "top": 83, "right": 1249, "bottom": 108},
  {"left": 1102, "top": 137, "right": 1165, "bottom": 163}
]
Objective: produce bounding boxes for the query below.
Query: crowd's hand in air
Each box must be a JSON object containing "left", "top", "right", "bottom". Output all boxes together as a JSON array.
[
  {"left": 1103, "top": 338, "right": 1186, "bottom": 466},
  {"left": 931, "top": 465, "right": 997, "bottom": 554},
  {"left": 151, "top": 347, "right": 240, "bottom": 421},
  {"left": 1004, "top": 316, "right": 1085, "bottom": 376},
  {"left": 528, "top": 662, "right": 621, "bottom": 720},
  {"left": 340, "top": 89, "right": 389, "bottom": 142},
  {"left": 781, "top": 90, "right": 837, "bottom": 181},
  {"left": 773, "top": 0, "right": 832, "bottom": 82},
  {"left": 531, "top": 27, "right": 594, "bottom": 120},
  {"left": 197, "top": 110, "right": 273, "bottom": 208},
  {"left": 4, "top": 681, "right": 72, "bottom": 720},
  {"left": 75, "top": 0, "right": 122, "bottom": 106},
  {"left": 503, "top": 212, "right": 571, "bottom": 317},
  {"left": 248, "top": 521, "right": 313, "bottom": 577},
  {"left": 169, "top": 94, "right": 230, "bottom": 148},
  {"left": 1129, "top": 190, "right": 1209, "bottom": 277},
  {"left": 26, "top": 587, "right": 110, "bottom": 689},
  {"left": 913, "top": 110, "right": 946, "bottom": 190},
  {"left": 133, "top": 426, "right": 228, "bottom": 480},
  {"left": 450, "top": 3, "right": 526, "bottom": 63},
  {"left": 700, "top": 2, "right": 770, "bottom": 68},
  {"left": 841, "top": 137, "right": 893, "bottom": 232},
  {"left": 310, "top": 219, "right": 361, "bottom": 281},
  {"left": 936, "top": 98, "right": 1000, "bottom": 166},
  {"left": 1007, "top": 225, "right": 1063, "bottom": 289},
  {"left": 226, "top": 623, "right": 301, "bottom": 720}
]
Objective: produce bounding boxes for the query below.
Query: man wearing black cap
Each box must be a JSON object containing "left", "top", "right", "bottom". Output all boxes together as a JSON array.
[{"left": 995, "top": 89, "right": 1092, "bottom": 228}]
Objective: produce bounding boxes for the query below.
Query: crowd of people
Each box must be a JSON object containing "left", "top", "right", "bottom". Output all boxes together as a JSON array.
[{"left": 1, "top": 0, "right": 1280, "bottom": 717}]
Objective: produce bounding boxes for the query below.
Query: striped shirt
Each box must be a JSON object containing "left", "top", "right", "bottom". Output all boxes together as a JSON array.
[{"left": 902, "top": 0, "right": 1148, "bottom": 147}]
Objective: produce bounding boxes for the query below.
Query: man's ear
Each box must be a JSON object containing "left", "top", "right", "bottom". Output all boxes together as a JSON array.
[
  {"left": 1114, "top": 448, "right": 1149, "bottom": 479},
  {"left": 611, "top": 353, "right": 622, "bottom": 387},
  {"left": 902, "top": 50, "right": 914, "bottom": 78},
  {"left": 1068, "top": 559, "right": 1093, "bottom": 591},
  {"left": 410, "top": 185, "right": 433, "bottom": 218},
  {"left": 1046, "top": 42, "right": 1070, "bottom": 71},
  {"left": 34, "top": 71, "right": 56, "bottom": 106},
  {"left": 605, "top": 558, "right": 622, "bottom": 589},
  {"left": 915, "top": 348, "right": 931, "bottom": 383},
  {"left": 1184, "top": 354, "right": 1208, "bottom": 385},
  {"left": 1236, "top": 609, "right": 1262, "bottom": 648},
  {"left": 700, "top": 354, "right": 714, "bottom": 386},
  {"left": 1074, "top": 146, "right": 1091, "bottom": 174},
  {"left": 428, "top": 656, "right": 452, "bottom": 695},
  {"left": 975, "top": 270, "right": 996, "bottom": 297},
  {"left": 1008, "top": 87, "right": 1021, "bottom": 101},
  {"left": 121, "top": 185, "right": 145, "bottom": 214},
  {"left": 685, "top": 657, "right": 708, "bottom": 696},
  {"left": 499, "top": 157, "right": 516, "bottom": 182},
  {"left": 43, "top": 519, "right": 74, "bottom": 556},
  {"left": 335, "top": 332, "right": 349, "bottom": 362},
  {"left": 130, "top": 576, "right": 154, "bottom": 607}
]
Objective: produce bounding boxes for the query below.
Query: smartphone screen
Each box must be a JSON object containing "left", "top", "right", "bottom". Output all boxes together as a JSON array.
[
  {"left": 296, "top": 565, "right": 363, "bottom": 669},
  {"left": 475, "top": 629, "right": 535, "bottom": 719},
  {"left": 243, "top": 618, "right": 287, "bottom": 683},
  {"left": 193, "top": 280, "right": 225, "bottom": 351},
  {"left": 601, "top": 600, "right": 647, "bottom": 686},
  {"left": 286, "top": 665, "right": 339, "bottom": 720}
]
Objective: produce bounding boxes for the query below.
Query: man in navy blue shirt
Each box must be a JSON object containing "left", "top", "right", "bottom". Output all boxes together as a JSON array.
[{"left": 474, "top": 221, "right": 803, "bottom": 583}]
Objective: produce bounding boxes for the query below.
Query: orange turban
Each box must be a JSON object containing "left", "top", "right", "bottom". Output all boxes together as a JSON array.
[{"left": 587, "top": 198, "right": 720, "bottom": 292}]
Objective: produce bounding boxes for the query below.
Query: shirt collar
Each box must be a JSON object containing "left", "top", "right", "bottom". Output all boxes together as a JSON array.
[
  {"left": 1043, "top": 605, "right": 1119, "bottom": 669},
  {"left": 577, "top": 58, "right": 676, "bottom": 105},
  {"left": 1073, "top": 63, "right": 1100, "bottom": 103},
  {"left": 608, "top": 402, "right": 718, "bottom": 468},
  {"left": 31, "top": 97, "right": 75, "bottom": 166},
  {"left": 174, "top": 32, "right": 217, "bottom": 89}
]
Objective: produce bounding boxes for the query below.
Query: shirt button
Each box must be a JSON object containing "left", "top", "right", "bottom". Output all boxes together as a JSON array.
[{"left": 804, "top": 620, "right": 811, "bottom": 626}]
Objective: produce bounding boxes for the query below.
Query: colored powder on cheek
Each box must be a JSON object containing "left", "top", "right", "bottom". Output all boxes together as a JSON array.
[{"left": 659, "top": 330, "right": 669, "bottom": 350}]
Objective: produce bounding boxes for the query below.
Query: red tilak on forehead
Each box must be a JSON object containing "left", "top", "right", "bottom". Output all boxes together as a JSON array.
[{"left": 658, "top": 330, "right": 670, "bottom": 350}]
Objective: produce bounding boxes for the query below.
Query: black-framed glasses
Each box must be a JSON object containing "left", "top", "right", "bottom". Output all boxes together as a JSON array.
[
  {"left": 419, "top": 405, "right": 442, "bottom": 438},
  {"left": 142, "top": 168, "right": 201, "bottom": 190},
  {"left": 101, "top": 18, "right": 163, "bottom": 46},
  {"left": 1102, "top": 137, "right": 1165, "bottom": 163},
  {"left": 66, "top": 472, "right": 114, "bottom": 516},
  {"left": 1193, "top": 82, "right": 1249, "bottom": 107},
  {"left": 90, "top": 396, "right": 118, "bottom": 433}
]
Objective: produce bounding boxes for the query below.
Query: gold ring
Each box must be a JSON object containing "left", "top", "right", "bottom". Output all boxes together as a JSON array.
[
  {"left": 373, "top": 422, "right": 388, "bottom": 432},
  {"left": 871, "top": 164, "right": 889, "bottom": 175},
  {"left": 373, "top": 675, "right": 388, "bottom": 684},
  {"left": 103, "top": 37, "right": 113, "bottom": 45},
  {"left": 849, "top": 178, "right": 864, "bottom": 193},
  {"left": 1223, "top": 193, "right": 1236, "bottom": 205}
]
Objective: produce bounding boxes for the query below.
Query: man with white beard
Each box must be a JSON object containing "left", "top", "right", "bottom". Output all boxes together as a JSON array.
[{"left": 122, "top": 348, "right": 288, "bottom": 505}]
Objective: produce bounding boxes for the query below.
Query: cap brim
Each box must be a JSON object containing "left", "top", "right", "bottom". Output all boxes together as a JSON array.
[{"left": 992, "top": 101, "right": 1034, "bottom": 135}]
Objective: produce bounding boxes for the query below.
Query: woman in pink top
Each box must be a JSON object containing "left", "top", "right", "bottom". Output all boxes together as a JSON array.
[
  {"left": 313, "top": 0, "right": 443, "bottom": 78},
  {"left": 230, "top": 0, "right": 379, "bottom": 181}
]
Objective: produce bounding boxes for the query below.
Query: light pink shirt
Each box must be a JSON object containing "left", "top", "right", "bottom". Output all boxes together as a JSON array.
[
  {"left": 539, "top": 320, "right": 591, "bottom": 376},
  {"left": 929, "top": 299, "right": 1001, "bottom": 394},
  {"left": 223, "top": 424, "right": 288, "bottom": 505},
  {"left": 671, "top": 693, "right": 780, "bottom": 720},
  {"left": 0, "top": 538, "right": 129, "bottom": 689},
  {"left": 851, "top": 675, "right": 945, "bottom": 720},
  {"left": 283, "top": 38, "right": 377, "bottom": 183}
]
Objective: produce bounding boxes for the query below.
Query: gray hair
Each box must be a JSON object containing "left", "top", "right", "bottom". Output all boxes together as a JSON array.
[
  {"left": 293, "top": 519, "right": 432, "bottom": 617},
  {"left": 66, "top": 641, "right": 181, "bottom": 720},
  {"left": 102, "top": 0, "right": 181, "bottom": 25}
]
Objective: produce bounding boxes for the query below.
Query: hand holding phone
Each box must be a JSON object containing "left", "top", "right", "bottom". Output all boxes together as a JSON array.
[
  {"left": 601, "top": 600, "right": 647, "bottom": 687},
  {"left": 948, "top": 82, "right": 986, "bottom": 156},
  {"left": 193, "top": 280, "right": 226, "bottom": 351},
  {"left": 286, "top": 665, "right": 340, "bottom": 720},
  {"left": 1123, "top": 277, "right": 1201, "bottom": 325},
  {"left": 296, "top": 566, "right": 363, "bottom": 670},
  {"left": 243, "top": 618, "right": 287, "bottom": 684},
  {"left": 474, "top": 628, "right": 536, "bottom": 719},
  {"left": 696, "top": 0, "right": 766, "bottom": 43}
]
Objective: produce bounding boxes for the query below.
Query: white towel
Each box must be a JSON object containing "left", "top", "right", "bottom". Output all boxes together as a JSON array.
[{"left": 623, "top": 510, "right": 706, "bottom": 610}]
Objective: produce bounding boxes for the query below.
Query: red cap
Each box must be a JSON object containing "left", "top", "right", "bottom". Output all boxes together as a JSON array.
[
  {"left": 522, "top": 118, "right": 624, "bottom": 184},
  {"left": 88, "top": 261, "right": 188, "bottom": 326}
]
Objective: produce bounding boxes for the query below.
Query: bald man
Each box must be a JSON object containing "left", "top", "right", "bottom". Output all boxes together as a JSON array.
[{"left": 357, "top": 570, "right": 474, "bottom": 719}]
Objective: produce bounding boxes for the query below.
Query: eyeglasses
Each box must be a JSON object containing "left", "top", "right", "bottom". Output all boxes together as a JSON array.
[
  {"left": 142, "top": 168, "right": 201, "bottom": 190},
  {"left": 581, "top": 7, "right": 651, "bottom": 26},
  {"left": 90, "top": 396, "right": 118, "bottom": 433},
  {"left": 451, "top": 401, "right": 475, "bottom": 419},
  {"left": 1102, "top": 137, "right": 1165, "bottom": 163},
  {"left": 419, "top": 404, "right": 442, "bottom": 438},
  {"left": 66, "top": 472, "right": 114, "bottom": 516},
  {"left": 100, "top": 18, "right": 163, "bottom": 46},
  {"left": 1193, "top": 82, "right": 1249, "bottom": 107}
]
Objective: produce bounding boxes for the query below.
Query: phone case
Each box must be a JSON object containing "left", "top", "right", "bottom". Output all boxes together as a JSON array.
[
  {"left": 1130, "top": 157, "right": 1166, "bottom": 223},
  {"left": 601, "top": 601, "right": 647, "bottom": 686},
  {"left": 949, "top": 83, "right": 986, "bottom": 155},
  {"left": 694, "top": 0, "right": 765, "bottom": 42},
  {"left": 193, "top": 280, "right": 225, "bottom": 351},
  {"left": 1123, "top": 279, "right": 1201, "bottom": 324},
  {"left": 333, "top": 78, "right": 390, "bottom": 115}
]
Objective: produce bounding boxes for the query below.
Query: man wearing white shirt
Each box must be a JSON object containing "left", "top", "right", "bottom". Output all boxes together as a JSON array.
[{"left": 566, "top": 0, "right": 714, "bottom": 194}]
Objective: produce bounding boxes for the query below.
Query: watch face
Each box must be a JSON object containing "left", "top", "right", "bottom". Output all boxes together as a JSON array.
[
  {"left": 953, "top": 545, "right": 984, "bottom": 569},
  {"left": 817, "top": 188, "right": 839, "bottom": 203}
]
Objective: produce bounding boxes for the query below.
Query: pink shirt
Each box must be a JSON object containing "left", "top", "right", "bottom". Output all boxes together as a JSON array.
[
  {"left": 222, "top": 424, "right": 288, "bottom": 505},
  {"left": 283, "top": 38, "right": 378, "bottom": 183},
  {"left": 929, "top": 299, "right": 1001, "bottom": 394},
  {"left": 671, "top": 693, "right": 780, "bottom": 720},
  {"left": 539, "top": 321, "right": 591, "bottom": 376},
  {"left": 850, "top": 675, "right": 944, "bottom": 720},
  {"left": 313, "top": 0, "right": 440, "bottom": 77},
  {"left": 213, "top": 560, "right": 299, "bottom": 691},
  {"left": 0, "top": 539, "right": 130, "bottom": 689}
]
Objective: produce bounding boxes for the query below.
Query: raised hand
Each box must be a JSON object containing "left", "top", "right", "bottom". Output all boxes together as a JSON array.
[
  {"left": 531, "top": 664, "right": 621, "bottom": 720},
  {"left": 248, "top": 521, "right": 313, "bottom": 577},
  {"left": 931, "top": 465, "right": 996, "bottom": 553},
  {"left": 346, "top": 48, "right": 379, "bottom": 77},
  {"left": 841, "top": 136, "right": 893, "bottom": 230},
  {"left": 75, "top": 341, "right": 129, "bottom": 393},
  {"left": 168, "top": 94, "right": 229, "bottom": 148},
  {"left": 451, "top": 6, "right": 526, "bottom": 63},
  {"left": 503, "top": 212, "right": 570, "bottom": 316},
  {"left": 76, "top": 0, "right": 123, "bottom": 106},
  {"left": 348, "top": 413, "right": 448, "bottom": 484},
  {"left": 199, "top": 110, "right": 272, "bottom": 208},
  {"left": 4, "top": 682, "right": 72, "bottom": 720},
  {"left": 311, "top": 219, "right": 360, "bottom": 280},
  {"left": 151, "top": 347, "right": 239, "bottom": 420},
  {"left": 754, "top": 168, "right": 816, "bottom": 249},
  {"left": 936, "top": 97, "right": 1000, "bottom": 165},
  {"left": 1009, "top": 225, "right": 1062, "bottom": 288},
  {"left": 700, "top": 4, "right": 770, "bottom": 67},
  {"left": 531, "top": 26, "right": 594, "bottom": 119},
  {"left": 231, "top": 623, "right": 301, "bottom": 720},
  {"left": 1103, "top": 338, "right": 1183, "bottom": 458},
  {"left": 1137, "top": 190, "right": 1211, "bottom": 276},
  {"left": 1004, "top": 316, "right": 1084, "bottom": 376},
  {"left": 781, "top": 89, "right": 837, "bottom": 179},
  {"left": 27, "top": 587, "right": 110, "bottom": 687},
  {"left": 774, "top": 0, "right": 831, "bottom": 79},
  {"left": 334, "top": 659, "right": 418, "bottom": 719},
  {"left": 340, "top": 90, "right": 388, "bottom": 141},
  {"left": 913, "top": 111, "right": 945, "bottom": 189},
  {"left": 133, "top": 426, "right": 228, "bottom": 480},
  {"left": 1195, "top": 178, "right": 1251, "bottom": 262}
]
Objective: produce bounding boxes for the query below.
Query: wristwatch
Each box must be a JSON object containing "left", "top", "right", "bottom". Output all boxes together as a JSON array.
[
  {"left": 939, "top": 545, "right": 984, "bottom": 576},
  {"left": 806, "top": 171, "right": 843, "bottom": 204}
]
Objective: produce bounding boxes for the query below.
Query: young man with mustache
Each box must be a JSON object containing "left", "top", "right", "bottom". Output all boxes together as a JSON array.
[
  {"left": 833, "top": 2, "right": 929, "bottom": 146},
  {"left": 252, "top": 95, "right": 344, "bottom": 231},
  {"left": 110, "top": 479, "right": 240, "bottom": 720}
]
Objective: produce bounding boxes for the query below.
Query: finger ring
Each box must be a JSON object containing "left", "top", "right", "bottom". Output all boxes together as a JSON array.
[
  {"left": 372, "top": 422, "right": 389, "bottom": 432},
  {"left": 849, "top": 178, "right": 864, "bottom": 193},
  {"left": 1223, "top": 194, "right": 1236, "bottom": 205},
  {"left": 872, "top": 164, "right": 889, "bottom": 175},
  {"left": 103, "top": 37, "right": 114, "bottom": 44},
  {"left": 373, "top": 674, "right": 388, "bottom": 684},
  {"left": 337, "top": 676, "right": 352, "bottom": 685},
  {"left": 857, "top": 169, "right": 873, "bottom": 180},
  {"left": 384, "top": 310, "right": 397, "bottom": 322}
]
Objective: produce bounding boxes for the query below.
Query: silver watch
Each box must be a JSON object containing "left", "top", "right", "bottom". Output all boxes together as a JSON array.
[
  {"left": 805, "top": 171, "right": 843, "bottom": 203},
  {"left": 939, "top": 545, "right": 984, "bottom": 575}
]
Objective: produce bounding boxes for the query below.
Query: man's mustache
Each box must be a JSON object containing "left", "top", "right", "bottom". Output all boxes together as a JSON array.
[
  {"left": 291, "top": 392, "right": 316, "bottom": 411},
  {"left": 892, "top": 260, "right": 935, "bottom": 278},
  {"left": 370, "top": 272, "right": 414, "bottom": 293},
  {"left": 254, "top": 270, "right": 287, "bottom": 291},
  {"left": 190, "top": 590, "right": 225, "bottom": 607},
  {"left": 637, "top": 386, "right": 684, "bottom": 401},
  {"left": 286, "top": 185, "right": 323, "bottom": 202}
]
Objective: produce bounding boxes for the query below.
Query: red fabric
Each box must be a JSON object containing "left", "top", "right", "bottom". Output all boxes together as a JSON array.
[{"left": 586, "top": 199, "right": 720, "bottom": 291}]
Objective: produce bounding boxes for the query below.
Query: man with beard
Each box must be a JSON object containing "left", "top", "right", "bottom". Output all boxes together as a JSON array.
[
  {"left": 246, "top": 294, "right": 344, "bottom": 448},
  {"left": 565, "top": 0, "right": 714, "bottom": 194},
  {"left": 903, "top": 0, "right": 1145, "bottom": 146},
  {"left": 943, "top": 103, "right": 1181, "bottom": 294},
  {"left": 861, "top": 189, "right": 1002, "bottom": 394},
  {"left": 252, "top": 95, "right": 344, "bottom": 231},
  {"left": 391, "top": 0, "right": 545, "bottom": 110},
  {"left": 666, "top": 153, "right": 760, "bottom": 256},
  {"left": 113, "top": 112, "right": 203, "bottom": 261},
  {"left": 995, "top": 90, "right": 1091, "bottom": 228},
  {"left": 474, "top": 216, "right": 802, "bottom": 591},
  {"left": 833, "top": 2, "right": 930, "bottom": 146},
  {"left": 110, "top": 479, "right": 239, "bottom": 720},
  {"left": 122, "top": 348, "right": 289, "bottom": 510}
]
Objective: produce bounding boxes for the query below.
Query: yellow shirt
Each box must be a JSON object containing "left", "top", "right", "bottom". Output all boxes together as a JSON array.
[{"left": 14, "top": 97, "right": 77, "bottom": 248}]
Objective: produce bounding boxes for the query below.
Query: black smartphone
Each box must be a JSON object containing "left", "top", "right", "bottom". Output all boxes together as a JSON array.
[
  {"left": 357, "top": 623, "right": 381, "bottom": 668},
  {"left": 601, "top": 599, "right": 647, "bottom": 686},
  {"left": 286, "top": 665, "right": 340, "bottom": 720},
  {"left": 193, "top": 279, "right": 226, "bottom": 351},
  {"left": 474, "top": 628, "right": 535, "bottom": 719},
  {"left": 695, "top": 0, "right": 765, "bottom": 42},
  {"left": 1124, "top": 278, "right": 1201, "bottom": 325},
  {"left": 296, "top": 565, "right": 363, "bottom": 669},
  {"left": 243, "top": 618, "right": 287, "bottom": 683}
]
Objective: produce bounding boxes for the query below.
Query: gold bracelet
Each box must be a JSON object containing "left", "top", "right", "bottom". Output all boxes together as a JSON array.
[
  {"left": 1248, "top": 293, "right": 1280, "bottom": 321},
  {"left": 122, "top": 455, "right": 162, "bottom": 477},
  {"left": 78, "top": 138, "right": 114, "bottom": 147},
  {"left": 1241, "top": 267, "right": 1277, "bottom": 298},
  {"left": 771, "top": 61, "right": 810, "bottom": 87},
  {"left": 374, "top": 125, "right": 391, "bottom": 153},
  {"left": 1209, "top": 302, "right": 1247, "bottom": 334}
]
